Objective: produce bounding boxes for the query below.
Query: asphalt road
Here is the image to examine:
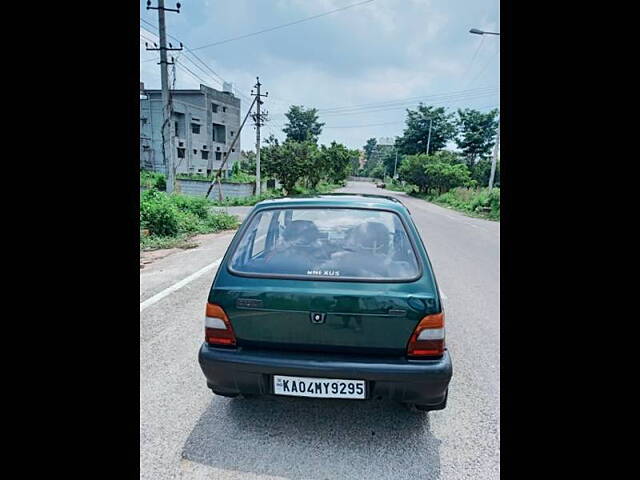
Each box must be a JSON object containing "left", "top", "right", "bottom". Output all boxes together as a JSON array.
[{"left": 140, "top": 182, "right": 500, "bottom": 479}]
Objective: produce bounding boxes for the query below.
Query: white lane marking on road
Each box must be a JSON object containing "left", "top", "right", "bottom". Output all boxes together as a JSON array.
[{"left": 140, "top": 257, "right": 222, "bottom": 313}]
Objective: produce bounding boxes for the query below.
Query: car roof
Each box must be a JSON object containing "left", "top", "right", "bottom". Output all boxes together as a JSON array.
[{"left": 253, "top": 193, "right": 410, "bottom": 214}]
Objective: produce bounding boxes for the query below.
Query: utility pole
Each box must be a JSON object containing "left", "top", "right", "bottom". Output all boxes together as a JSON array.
[
  {"left": 426, "top": 118, "right": 433, "bottom": 155},
  {"left": 393, "top": 149, "right": 398, "bottom": 179},
  {"left": 488, "top": 120, "right": 500, "bottom": 189},
  {"left": 145, "top": 1, "right": 182, "bottom": 193},
  {"left": 251, "top": 77, "right": 268, "bottom": 196}
]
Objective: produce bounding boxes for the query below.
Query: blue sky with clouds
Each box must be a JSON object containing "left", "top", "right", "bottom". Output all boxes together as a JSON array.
[{"left": 140, "top": 0, "right": 500, "bottom": 151}]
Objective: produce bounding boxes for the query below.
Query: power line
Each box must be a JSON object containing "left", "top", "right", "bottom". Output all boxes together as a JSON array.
[
  {"left": 462, "top": 35, "right": 485, "bottom": 83},
  {"left": 188, "top": 0, "right": 375, "bottom": 52},
  {"left": 317, "top": 91, "right": 499, "bottom": 117},
  {"left": 142, "top": 18, "right": 228, "bottom": 85},
  {"left": 266, "top": 91, "right": 499, "bottom": 122},
  {"left": 467, "top": 48, "right": 500, "bottom": 88},
  {"left": 325, "top": 120, "right": 404, "bottom": 129},
  {"left": 174, "top": 59, "right": 209, "bottom": 85},
  {"left": 324, "top": 104, "right": 500, "bottom": 129},
  {"left": 316, "top": 86, "right": 499, "bottom": 113},
  {"left": 141, "top": 33, "right": 211, "bottom": 86},
  {"left": 264, "top": 90, "right": 499, "bottom": 121},
  {"left": 141, "top": 24, "right": 225, "bottom": 87},
  {"left": 141, "top": 23, "right": 257, "bottom": 119}
]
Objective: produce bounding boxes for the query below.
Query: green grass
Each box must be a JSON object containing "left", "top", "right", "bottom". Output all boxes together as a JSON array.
[
  {"left": 139, "top": 233, "right": 199, "bottom": 251},
  {"left": 140, "top": 170, "right": 166, "bottom": 190},
  {"left": 382, "top": 178, "right": 414, "bottom": 193},
  {"left": 406, "top": 186, "right": 500, "bottom": 221},
  {"left": 140, "top": 180, "right": 342, "bottom": 251},
  {"left": 140, "top": 189, "right": 239, "bottom": 251}
]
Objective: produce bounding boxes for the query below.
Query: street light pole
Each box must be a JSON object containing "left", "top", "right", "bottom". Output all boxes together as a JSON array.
[
  {"left": 426, "top": 118, "right": 432, "bottom": 155},
  {"left": 488, "top": 120, "right": 500, "bottom": 189},
  {"left": 469, "top": 27, "right": 500, "bottom": 188}
]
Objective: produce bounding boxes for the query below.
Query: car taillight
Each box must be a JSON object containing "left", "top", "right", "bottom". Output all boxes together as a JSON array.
[
  {"left": 407, "top": 312, "right": 445, "bottom": 357},
  {"left": 205, "top": 303, "right": 236, "bottom": 346}
]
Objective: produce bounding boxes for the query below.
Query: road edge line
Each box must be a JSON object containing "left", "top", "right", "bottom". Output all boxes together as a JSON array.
[{"left": 140, "top": 257, "right": 222, "bottom": 313}]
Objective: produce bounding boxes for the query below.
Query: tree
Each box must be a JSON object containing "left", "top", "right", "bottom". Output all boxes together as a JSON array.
[
  {"left": 318, "top": 142, "right": 357, "bottom": 185},
  {"left": 239, "top": 150, "right": 256, "bottom": 173},
  {"left": 349, "top": 150, "right": 363, "bottom": 176},
  {"left": 471, "top": 158, "right": 500, "bottom": 187},
  {"left": 363, "top": 138, "right": 378, "bottom": 163},
  {"left": 282, "top": 105, "right": 325, "bottom": 143},
  {"left": 370, "top": 162, "right": 386, "bottom": 180},
  {"left": 398, "top": 152, "right": 471, "bottom": 193},
  {"left": 376, "top": 144, "right": 397, "bottom": 177},
  {"left": 396, "top": 104, "right": 456, "bottom": 156},
  {"left": 261, "top": 139, "right": 318, "bottom": 194},
  {"left": 430, "top": 150, "right": 462, "bottom": 165},
  {"left": 424, "top": 162, "right": 473, "bottom": 195},
  {"left": 455, "top": 108, "right": 499, "bottom": 167},
  {"left": 398, "top": 154, "right": 430, "bottom": 192}
]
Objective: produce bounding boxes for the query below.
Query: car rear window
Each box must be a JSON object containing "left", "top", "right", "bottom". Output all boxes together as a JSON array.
[{"left": 228, "top": 208, "right": 421, "bottom": 281}]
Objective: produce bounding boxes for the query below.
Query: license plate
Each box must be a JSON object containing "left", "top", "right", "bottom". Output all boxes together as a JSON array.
[{"left": 273, "top": 375, "right": 366, "bottom": 399}]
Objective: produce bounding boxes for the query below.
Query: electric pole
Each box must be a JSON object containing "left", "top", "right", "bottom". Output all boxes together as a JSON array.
[
  {"left": 251, "top": 77, "right": 268, "bottom": 196},
  {"left": 145, "top": 1, "right": 182, "bottom": 193},
  {"left": 426, "top": 118, "right": 433, "bottom": 155},
  {"left": 488, "top": 120, "right": 500, "bottom": 189},
  {"left": 393, "top": 149, "right": 398, "bottom": 179}
]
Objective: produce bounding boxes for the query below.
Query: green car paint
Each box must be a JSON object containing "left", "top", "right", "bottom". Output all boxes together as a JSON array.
[{"left": 208, "top": 194, "right": 442, "bottom": 356}]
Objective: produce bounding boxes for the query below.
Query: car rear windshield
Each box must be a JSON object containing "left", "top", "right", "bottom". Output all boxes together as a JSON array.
[{"left": 228, "top": 207, "right": 421, "bottom": 281}]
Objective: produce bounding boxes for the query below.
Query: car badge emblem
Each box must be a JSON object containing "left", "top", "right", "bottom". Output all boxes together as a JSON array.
[{"left": 310, "top": 312, "right": 326, "bottom": 324}]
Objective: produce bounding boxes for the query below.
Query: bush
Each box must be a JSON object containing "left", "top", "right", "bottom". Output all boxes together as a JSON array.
[
  {"left": 429, "top": 187, "right": 500, "bottom": 220},
  {"left": 140, "top": 170, "right": 166, "bottom": 190},
  {"left": 468, "top": 188, "right": 500, "bottom": 218},
  {"left": 140, "top": 190, "right": 240, "bottom": 249},
  {"left": 226, "top": 170, "right": 256, "bottom": 184},
  {"left": 171, "top": 195, "right": 210, "bottom": 219},
  {"left": 205, "top": 210, "right": 239, "bottom": 230},
  {"left": 140, "top": 189, "right": 180, "bottom": 236}
]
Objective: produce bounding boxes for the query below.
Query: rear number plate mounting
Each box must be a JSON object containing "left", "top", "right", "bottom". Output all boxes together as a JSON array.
[{"left": 273, "top": 375, "right": 366, "bottom": 399}]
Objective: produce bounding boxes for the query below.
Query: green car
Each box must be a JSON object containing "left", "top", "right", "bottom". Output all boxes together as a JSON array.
[{"left": 198, "top": 194, "right": 452, "bottom": 412}]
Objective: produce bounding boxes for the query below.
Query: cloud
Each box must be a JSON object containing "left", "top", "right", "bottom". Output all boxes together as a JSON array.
[{"left": 139, "top": 0, "right": 500, "bottom": 149}]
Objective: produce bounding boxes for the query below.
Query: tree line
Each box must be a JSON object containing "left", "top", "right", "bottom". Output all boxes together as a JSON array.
[
  {"left": 238, "top": 105, "right": 359, "bottom": 194},
  {"left": 237, "top": 102, "right": 499, "bottom": 196},
  {"left": 360, "top": 104, "right": 499, "bottom": 193}
]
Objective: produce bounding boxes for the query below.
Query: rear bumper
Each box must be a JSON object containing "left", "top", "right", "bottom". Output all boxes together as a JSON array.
[{"left": 198, "top": 344, "right": 452, "bottom": 406}]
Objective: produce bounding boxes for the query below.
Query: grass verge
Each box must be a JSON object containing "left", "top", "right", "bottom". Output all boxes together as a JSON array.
[
  {"left": 140, "top": 189, "right": 239, "bottom": 251},
  {"left": 411, "top": 187, "right": 500, "bottom": 221}
]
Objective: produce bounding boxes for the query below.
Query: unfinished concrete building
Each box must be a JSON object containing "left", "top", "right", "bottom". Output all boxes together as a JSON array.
[{"left": 140, "top": 83, "right": 241, "bottom": 176}]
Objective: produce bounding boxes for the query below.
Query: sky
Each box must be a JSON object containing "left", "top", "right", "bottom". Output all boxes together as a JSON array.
[{"left": 139, "top": 0, "right": 500, "bottom": 152}]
